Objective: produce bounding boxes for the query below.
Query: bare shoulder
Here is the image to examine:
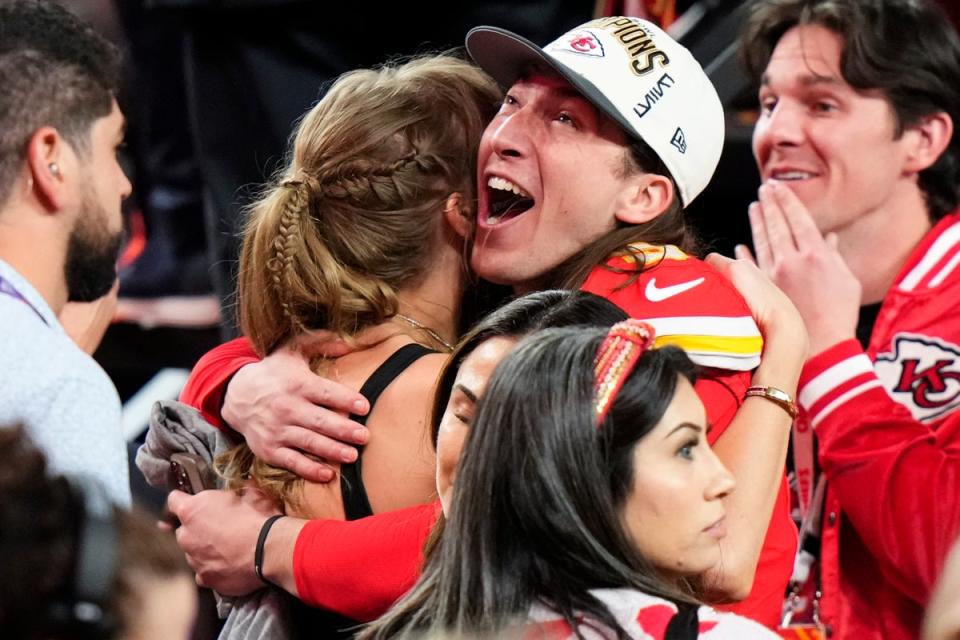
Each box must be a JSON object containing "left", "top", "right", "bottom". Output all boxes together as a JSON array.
[
  {"left": 367, "top": 351, "right": 447, "bottom": 429},
  {"left": 382, "top": 352, "right": 447, "bottom": 404}
]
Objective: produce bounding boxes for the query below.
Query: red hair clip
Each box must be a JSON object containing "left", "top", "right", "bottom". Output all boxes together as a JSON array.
[{"left": 594, "top": 319, "right": 656, "bottom": 425}]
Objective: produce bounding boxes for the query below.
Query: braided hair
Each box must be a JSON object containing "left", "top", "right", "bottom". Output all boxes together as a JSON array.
[{"left": 238, "top": 54, "right": 501, "bottom": 355}]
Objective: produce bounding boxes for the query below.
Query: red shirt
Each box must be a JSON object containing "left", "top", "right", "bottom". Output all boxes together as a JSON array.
[
  {"left": 294, "top": 502, "right": 438, "bottom": 620},
  {"left": 797, "top": 213, "right": 960, "bottom": 639},
  {"left": 179, "top": 336, "right": 259, "bottom": 430}
]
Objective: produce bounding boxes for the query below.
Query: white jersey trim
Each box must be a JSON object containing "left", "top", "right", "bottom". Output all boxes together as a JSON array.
[
  {"left": 799, "top": 354, "right": 875, "bottom": 410},
  {"left": 811, "top": 380, "right": 885, "bottom": 428},
  {"left": 899, "top": 221, "right": 960, "bottom": 291},
  {"left": 687, "top": 352, "right": 762, "bottom": 371},
  {"left": 929, "top": 248, "right": 960, "bottom": 288},
  {"left": 646, "top": 315, "right": 761, "bottom": 337}
]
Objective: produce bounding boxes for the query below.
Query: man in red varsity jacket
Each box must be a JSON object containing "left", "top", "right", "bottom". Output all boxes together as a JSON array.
[{"left": 740, "top": 1, "right": 960, "bottom": 637}]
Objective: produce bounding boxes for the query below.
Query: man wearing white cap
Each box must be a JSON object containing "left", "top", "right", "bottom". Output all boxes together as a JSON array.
[
  {"left": 170, "top": 17, "right": 804, "bottom": 629},
  {"left": 461, "top": 17, "right": 799, "bottom": 626}
]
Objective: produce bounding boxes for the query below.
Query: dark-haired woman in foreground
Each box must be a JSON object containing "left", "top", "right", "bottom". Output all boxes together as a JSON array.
[{"left": 364, "top": 319, "right": 780, "bottom": 639}]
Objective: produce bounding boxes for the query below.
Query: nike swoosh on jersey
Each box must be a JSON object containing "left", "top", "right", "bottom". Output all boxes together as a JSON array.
[{"left": 644, "top": 277, "right": 705, "bottom": 302}]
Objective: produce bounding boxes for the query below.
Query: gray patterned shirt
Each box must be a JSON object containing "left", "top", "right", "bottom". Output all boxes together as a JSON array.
[{"left": 0, "top": 259, "right": 129, "bottom": 505}]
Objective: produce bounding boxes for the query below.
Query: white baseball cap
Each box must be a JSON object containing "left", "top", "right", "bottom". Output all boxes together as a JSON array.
[{"left": 466, "top": 17, "right": 725, "bottom": 207}]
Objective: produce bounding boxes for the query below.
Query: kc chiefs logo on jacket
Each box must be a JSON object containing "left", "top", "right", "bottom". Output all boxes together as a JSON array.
[{"left": 875, "top": 333, "right": 960, "bottom": 422}]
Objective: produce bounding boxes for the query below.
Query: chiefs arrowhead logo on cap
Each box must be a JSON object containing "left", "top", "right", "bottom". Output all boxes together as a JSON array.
[{"left": 552, "top": 30, "right": 605, "bottom": 58}]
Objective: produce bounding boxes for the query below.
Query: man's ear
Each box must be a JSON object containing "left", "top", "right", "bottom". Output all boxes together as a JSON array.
[
  {"left": 443, "top": 192, "right": 472, "bottom": 240},
  {"left": 613, "top": 173, "right": 675, "bottom": 226},
  {"left": 25, "top": 126, "right": 70, "bottom": 212},
  {"left": 902, "top": 111, "right": 953, "bottom": 174}
]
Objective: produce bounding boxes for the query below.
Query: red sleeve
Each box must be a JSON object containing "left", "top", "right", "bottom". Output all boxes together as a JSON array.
[
  {"left": 800, "top": 339, "right": 960, "bottom": 602},
  {"left": 293, "top": 501, "right": 439, "bottom": 621},
  {"left": 178, "top": 337, "right": 260, "bottom": 429},
  {"left": 697, "top": 368, "right": 750, "bottom": 443}
]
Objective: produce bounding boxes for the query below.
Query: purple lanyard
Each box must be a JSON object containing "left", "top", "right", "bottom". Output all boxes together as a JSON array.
[{"left": 0, "top": 273, "right": 48, "bottom": 324}]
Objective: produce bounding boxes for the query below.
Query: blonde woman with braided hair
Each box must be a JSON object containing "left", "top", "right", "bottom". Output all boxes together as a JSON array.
[{"left": 212, "top": 55, "right": 500, "bottom": 619}]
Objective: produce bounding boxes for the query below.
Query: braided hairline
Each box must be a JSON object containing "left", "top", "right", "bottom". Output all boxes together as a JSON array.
[
  {"left": 282, "top": 149, "right": 444, "bottom": 208},
  {"left": 269, "top": 148, "right": 443, "bottom": 325}
]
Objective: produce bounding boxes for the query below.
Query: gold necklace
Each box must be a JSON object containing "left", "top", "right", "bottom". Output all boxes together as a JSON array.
[{"left": 395, "top": 313, "right": 455, "bottom": 352}]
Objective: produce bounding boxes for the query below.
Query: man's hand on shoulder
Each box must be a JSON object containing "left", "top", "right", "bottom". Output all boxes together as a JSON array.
[{"left": 223, "top": 344, "right": 370, "bottom": 483}]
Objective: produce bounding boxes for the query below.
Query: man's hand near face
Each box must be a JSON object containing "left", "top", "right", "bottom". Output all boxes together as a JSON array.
[{"left": 744, "top": 181, "right": 862, "bottom": 356}]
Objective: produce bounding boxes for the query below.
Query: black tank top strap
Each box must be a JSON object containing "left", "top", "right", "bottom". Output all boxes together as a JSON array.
[{"left": 340, "top": 343, "right": 435, "bottom": 520}]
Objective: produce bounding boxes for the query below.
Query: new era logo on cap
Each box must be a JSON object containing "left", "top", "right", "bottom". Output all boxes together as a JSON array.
[
  {"left": 466, "top": 17, "right": 725, "bottom": 207},
  {"left": 671, "top": 128, "right": 687, "bottom": 154}
]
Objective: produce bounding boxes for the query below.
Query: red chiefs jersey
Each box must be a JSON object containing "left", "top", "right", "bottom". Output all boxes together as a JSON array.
[
  {"left": 797, "top": 212, "right": 960, "bottom": 639},
  {"left": 582, "top": 245, "right": 762, "bottom": 373},
  {"left": 582, "top": 244, "right": 796, "bottom": 629}
]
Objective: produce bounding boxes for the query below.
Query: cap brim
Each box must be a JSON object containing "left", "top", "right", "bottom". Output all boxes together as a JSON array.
[{"left": 466, "top": 26, "right": 638, "bottom": 144}]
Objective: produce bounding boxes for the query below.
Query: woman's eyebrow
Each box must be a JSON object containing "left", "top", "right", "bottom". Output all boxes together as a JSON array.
[
  {"left": 664, "top": 422, "right": 703, "bottom": 439},
  {"left": 453, "top": 383, "right": 477, "bottom": 403}
]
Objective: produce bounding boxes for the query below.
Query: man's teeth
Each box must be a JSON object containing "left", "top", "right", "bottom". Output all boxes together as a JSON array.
[
  {"left": 488, "top": 176, "right": 530, "bottom": 197},
  {"left": 772, "top": 171, "right": 815, "bottom": 180}
]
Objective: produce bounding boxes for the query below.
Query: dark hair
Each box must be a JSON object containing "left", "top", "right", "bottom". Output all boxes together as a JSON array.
[
  {"left": 0, "top": 0, "right": 120, "bottom": 206},
  {"left": 0, "top": 426, "right": 189, "bottom": 639},
  {"left": 418, "top": 291, "right": 628, "bottom": 600},
  {"left": 364, "top": 328, "right": 699, "bottom": 639},
  {"left": 429, "top": 289, "right": 629, "bottom": 446},
  {"left": 544, "top": 136, "right": 698, "bottom": 291},
  {"left": 741, "top": 0, "right": 960, "bottom": 220}
]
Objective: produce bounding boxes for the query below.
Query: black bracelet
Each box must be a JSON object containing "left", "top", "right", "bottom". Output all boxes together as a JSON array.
[{"left": 254, "top": 515, "right": 285, "bottom": 586}]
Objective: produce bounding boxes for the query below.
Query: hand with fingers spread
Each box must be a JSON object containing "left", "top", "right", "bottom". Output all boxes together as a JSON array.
[
  {"left": 222, "top": 344, "right": 371, "bottom": 483},
  {"left": 747, "top": 180, "right": 861, "bottom": 355},
  {"left": 168, "top": 485, "right": 285, "bottom": 596}
]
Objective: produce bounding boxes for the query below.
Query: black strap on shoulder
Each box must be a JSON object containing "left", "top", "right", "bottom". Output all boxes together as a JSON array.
[
  {"left": 340, "top": 343, "right": 434, "bottom": 520},
  {"left": 664, "top": 602, "right": 700, "bottom": 640}
]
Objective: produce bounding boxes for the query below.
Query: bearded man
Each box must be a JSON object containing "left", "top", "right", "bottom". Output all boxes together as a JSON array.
[{"left": 0, "top": 0, "right": 133, "bottom": 505}]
